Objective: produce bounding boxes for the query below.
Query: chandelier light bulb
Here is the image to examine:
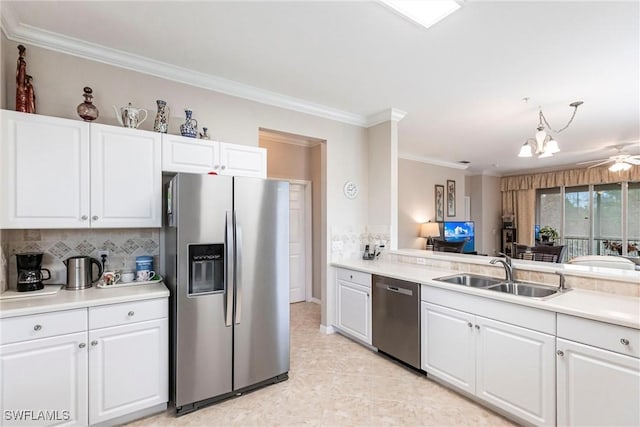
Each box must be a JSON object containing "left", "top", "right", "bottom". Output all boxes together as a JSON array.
[
  {"left": 518, "top": 143, "right": 533, "bottom": 158},
  {"left": 546, "top": 138, "right": 560, "bottom": 154}
]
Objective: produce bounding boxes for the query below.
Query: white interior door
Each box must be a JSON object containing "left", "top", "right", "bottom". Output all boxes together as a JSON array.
[{"left": 289, "top": 182, "right": 308, "bottom": 303}]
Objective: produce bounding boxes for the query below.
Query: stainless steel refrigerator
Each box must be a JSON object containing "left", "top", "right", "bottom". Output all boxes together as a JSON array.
[{"left": 163, "top": 173, "right": 289, "bottom": 415}]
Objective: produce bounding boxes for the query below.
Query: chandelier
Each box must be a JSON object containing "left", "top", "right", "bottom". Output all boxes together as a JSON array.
[{"left": 518, "top": 101, "right": 583, "bottom": 158}]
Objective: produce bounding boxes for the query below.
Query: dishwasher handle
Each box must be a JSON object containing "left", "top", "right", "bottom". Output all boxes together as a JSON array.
[{"left": 376, "top": 282, "right": 414, "bottom": 296}]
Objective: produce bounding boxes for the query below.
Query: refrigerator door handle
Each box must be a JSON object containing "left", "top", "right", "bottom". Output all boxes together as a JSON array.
[
  {"left": 225, "top": 210, "right": 234, "bottom": 327},
  {"left": 234, "top": 211, "right": 242, "bottom": 325}
]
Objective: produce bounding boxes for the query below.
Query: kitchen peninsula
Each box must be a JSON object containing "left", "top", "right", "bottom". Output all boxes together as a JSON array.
[{"left": 331, "top": 250, "right": 640, "bottom": 426}]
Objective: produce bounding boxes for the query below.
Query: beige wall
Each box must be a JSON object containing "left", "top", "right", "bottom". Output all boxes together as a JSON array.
[
  {"left": 260, "top": 138, "right": 313, "bottom": 181},
  {"left": 367, "top": 122, "right": 391, "bottom": 226},
  {"left": 398, "top": 158, "right": 468, "bottom": 249},
  {"left": 259, "top": 134, "right": 323, "bottom": 300},
  {"left": 468, "top": 175, "right": 502, "bottom": 255},
  {"left": 1, "top": 38, "right": 370, "bottom": 327},
  {"left": 311, "top": 144, "right": 322, "bottom": 301}
]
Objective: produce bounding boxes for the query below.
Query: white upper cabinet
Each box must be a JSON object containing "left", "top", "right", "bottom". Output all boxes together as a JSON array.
[
  {"left": 0, "top": 110, "right": 162, "bottom": 228},
  {"left": 218, "top": 141, "right": 266, "bottom": 178},
  {"left": 1, "top": 110, "right": 91, "bottom": 228},
  {"left": 162, "top": 134, "right": 266, "bottom": 178},
  {"left": 161, "top": 134, "right": 219, "bottom": 174},
  {"left": 90, "top": 124, "right": 161, "bottom": 228}
]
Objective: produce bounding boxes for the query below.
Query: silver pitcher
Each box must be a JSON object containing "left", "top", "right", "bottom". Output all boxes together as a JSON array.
[
  {"left": 63, "top": 256, "right": 103, "bottom": 290},
  {"left": 113, "top": 102, "right": 148, "bottom": 128}
]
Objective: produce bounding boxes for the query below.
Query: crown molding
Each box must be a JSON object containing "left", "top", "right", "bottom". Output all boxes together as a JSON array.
[
  {"left": 260, "top": 130, "right": 323, "bottom": 148},
  {"left": 399, "top": 152, "right": 469, "bottom": 170},
  {"left": 366, "top": 108, "right": 408, "bottom": 127},
  {"left": 1, "top": 9, "right": 369, "bottom": 127}
]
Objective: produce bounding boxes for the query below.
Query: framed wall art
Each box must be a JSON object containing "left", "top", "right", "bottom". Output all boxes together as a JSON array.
[
  {"left": 447, "top": 180, "right": 456, "bottom": 217},
  {"left": 435, "top": 184, "right": 444, "bottom": 222}
]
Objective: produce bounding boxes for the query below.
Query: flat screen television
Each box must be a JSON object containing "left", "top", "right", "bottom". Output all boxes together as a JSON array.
[{"left": 443, "top": 221, "right": 475, "bottom": 253}]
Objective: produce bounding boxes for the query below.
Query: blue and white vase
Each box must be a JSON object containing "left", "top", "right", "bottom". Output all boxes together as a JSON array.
[{"left": 180, "top": 109, "right": 198, "bottom": 138}]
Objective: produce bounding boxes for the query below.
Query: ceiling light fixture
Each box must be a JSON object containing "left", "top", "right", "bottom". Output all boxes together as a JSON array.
[
  {"left": 518, "top": 101, "right": 584, "bottom": 159},
  {"left": 609, "top": 160, "right": 632, "bottom": 172},
  {"left": 378, "top": 0, "right": 461, "bottom": 30}
]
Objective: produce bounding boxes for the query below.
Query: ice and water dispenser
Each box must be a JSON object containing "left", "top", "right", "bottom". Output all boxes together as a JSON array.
[{"left": 188, "top": 244, "right": 225, "bottom": 294}]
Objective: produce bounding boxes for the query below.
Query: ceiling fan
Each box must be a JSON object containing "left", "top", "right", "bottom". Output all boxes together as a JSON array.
[{"left": 577, "top": 146, "right": 640, "bottom": 172}]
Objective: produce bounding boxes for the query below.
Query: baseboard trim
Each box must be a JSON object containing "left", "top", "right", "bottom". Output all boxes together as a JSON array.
[
  {"left": 319, "top": 324, "right": 336, "bottom": 335},
  {"left": 309, "top": 297, "right": 321, "bottom": 305}
]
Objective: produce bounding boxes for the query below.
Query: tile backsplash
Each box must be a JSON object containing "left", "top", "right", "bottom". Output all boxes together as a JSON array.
[
  {"left": 2, "top": 229, "right": 160, "bottom": 290},
  {"left": 331, "top": 225, "right": 391, "bottom": 261}
]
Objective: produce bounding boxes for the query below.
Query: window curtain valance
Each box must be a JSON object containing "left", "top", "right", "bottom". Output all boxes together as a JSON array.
[{"left": 500, "top": 165, "right": 640, "bottom": 192}]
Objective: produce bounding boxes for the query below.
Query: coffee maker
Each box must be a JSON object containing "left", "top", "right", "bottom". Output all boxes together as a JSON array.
[{"left": 16, "top": 252, "right": 51, "bottom": 292}]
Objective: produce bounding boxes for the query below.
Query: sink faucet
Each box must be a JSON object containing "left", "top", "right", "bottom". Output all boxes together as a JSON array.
[
  {"left": 490, "top": 252, "right": 514, "bottom": 284},
  {"left": 556, "top": 271, "right": 566, "bottom": 292}
]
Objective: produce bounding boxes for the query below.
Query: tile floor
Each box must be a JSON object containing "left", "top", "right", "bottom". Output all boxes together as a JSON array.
[{"left": 129, "top": 302, "right": 514, "bottom": 426}]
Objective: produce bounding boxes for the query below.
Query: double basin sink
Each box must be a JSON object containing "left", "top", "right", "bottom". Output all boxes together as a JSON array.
[{"left": 433, "top": 273, "right": 565, "bottom": 299}]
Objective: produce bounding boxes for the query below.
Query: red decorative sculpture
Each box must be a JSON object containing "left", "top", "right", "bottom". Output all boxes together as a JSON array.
[{"left": 15, "top": 45, "right": 36, "bottom": 114}]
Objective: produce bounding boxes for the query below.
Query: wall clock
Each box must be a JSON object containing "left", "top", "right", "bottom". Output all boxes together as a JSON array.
[{"left": 343, "top": 181, "right": 358, "bottom": 199}]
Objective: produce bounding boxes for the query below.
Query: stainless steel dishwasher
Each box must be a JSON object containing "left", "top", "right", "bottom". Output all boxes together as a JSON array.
[{"left": 372, "top": 275, "right": 421, "bottom": 370}]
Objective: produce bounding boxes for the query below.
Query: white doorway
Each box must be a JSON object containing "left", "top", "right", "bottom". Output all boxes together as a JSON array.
[{"left": 289, "top": 180, "right": 312, "bottom": 303}]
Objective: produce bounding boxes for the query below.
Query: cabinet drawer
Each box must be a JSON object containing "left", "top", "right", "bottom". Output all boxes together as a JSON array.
[
  {"left": 0, "top": 309, "right": 87, "bottom": 345},
  {"left": 89, "top": 298, "right": 168, "bottom": 330},
  {"left": 558, "top": 314, "right": 640, "bottom": 358},
  {"left": 336, "top": 268, "right": 371, "bottom": 288}
]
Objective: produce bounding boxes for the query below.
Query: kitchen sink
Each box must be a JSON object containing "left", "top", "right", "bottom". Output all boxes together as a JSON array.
[
  {"left": 434, "top": 274, "right": 503, "bottom": 288},
  {"left": 433, "top": 273, "right": 567, "bottom": 299},
  {"left": 486, "top": 282, "right": 563, "bottom": 299}
]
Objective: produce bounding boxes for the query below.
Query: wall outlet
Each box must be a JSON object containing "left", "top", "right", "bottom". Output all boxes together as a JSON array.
[
  {"left": 331, "top": 241, "right": 344, "bottom": 252},
  {"left": 416, "top": 258, "right": 427, "bottom": 265},
  {"left": 97, "top": 250, "right": 109, "bottom": 258}
]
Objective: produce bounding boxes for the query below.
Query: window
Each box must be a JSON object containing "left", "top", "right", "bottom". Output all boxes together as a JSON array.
[
  {"left": 537, "top": 188, "right": 561, "bottom": 236},
  {"left": 535, "top": 181, "right": 638, "bottom": 260}
]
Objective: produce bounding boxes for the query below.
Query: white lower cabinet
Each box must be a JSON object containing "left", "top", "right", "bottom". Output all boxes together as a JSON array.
[
  {"left": 334, "top": 268, "right": 372, "bottom": 345},
  {"left": 89, "top": 318, "right": 168, "bottom": 425},
  {"left": 0, "top": 298, "right": 168, "bottom": 426},
  {"left": 556, "top": 314, "right": 640, "bottom": 427},
  {"left": 0, "top": 332, "right": 88, "bottom": 426},
  {"left": 422, "top": 299, "right": 555, "bottom": 426}
]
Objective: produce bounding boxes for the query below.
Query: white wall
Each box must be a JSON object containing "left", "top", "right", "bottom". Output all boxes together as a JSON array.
[
  {"left": 1, "top": 38, "right": 369, "bottom": 327},
  {"left": 398, "top": 158, "right": 468, "bottom": 249}
]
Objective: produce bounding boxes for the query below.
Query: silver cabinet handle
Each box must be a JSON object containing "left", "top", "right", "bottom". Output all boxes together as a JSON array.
[
  {"left": 467, "top": 322, "right": 473, "bottom": 328},
  {"left": 474, "top": 324, "right": 480, "bottom": 330},
  {"left": 221, "top": 165, "right": 226, "bottom": 170},
  {"left": 33, "top": 324, "right": 42, "bottom": 331},
  {"left": 214, "top": 164, "right": 220, "bottom": 169},
  {"left": 350, "top": 275, "right": 353, "bottom": 279},
  {"left": 92, "top": 215, "right": 99, "bottom": 221},
  {"left": 91, "top": 340, "right": 98, "bottom": 346},
  {"left": 557, "top": 350, "right": 564, "bottom": 357},
  {"left": 621, "top": 338, "right": 630, "bottom": 345},
  {"left": 79, "top": 343, "right": 86, "bottom": 349},
  {"left": 81, "top": 215, "right": 88, "bottom": 220},
  {"left": 128, "top": 311, "right": 135, "bottom": 317}
]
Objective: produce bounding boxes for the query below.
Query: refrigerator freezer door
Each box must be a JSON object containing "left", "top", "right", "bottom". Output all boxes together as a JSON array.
[
  {"left": 233, "top": 177, "right": 290, "bottom": 390},
  {"left": 174, "top": 174, "right": 234, "bottom": 407}
]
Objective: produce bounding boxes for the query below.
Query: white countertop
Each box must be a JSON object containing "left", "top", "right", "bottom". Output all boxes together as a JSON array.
[
  {"left": 332, "top": 259, "right": 640, "bottom": 330},
  {"left": 0, "top": 283, "right": 170, "bottom": 318}
]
